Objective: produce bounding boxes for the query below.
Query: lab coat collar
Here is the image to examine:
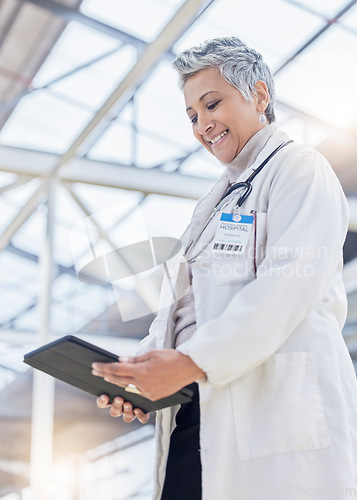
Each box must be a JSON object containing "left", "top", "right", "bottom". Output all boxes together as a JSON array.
[{"left": 184, "top": 127, "right": 290, "bottom": 253}]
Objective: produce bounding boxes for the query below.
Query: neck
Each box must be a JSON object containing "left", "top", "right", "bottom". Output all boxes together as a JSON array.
[{"left": 221, "top": 123, "right": 277, "bottom": 183}]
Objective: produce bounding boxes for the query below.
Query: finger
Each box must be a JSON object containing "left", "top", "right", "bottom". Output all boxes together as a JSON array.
[
  {"left": 92, "top": 361, "right": 139, "bottom": 378},
  {"left": 109, "top": 397, "right": 125, "bottom": 417},
  {"left": 103, "top": 375, "right": 136, "bottom": 387},
  {"left": 133, "top": 408, "right": 150, "bottom": 424},
  {"left": 122, "top": 402, "right": 136, "bottom": 422},
  {"left": 96, "top": 394, "right": 111, "bottom": 408}
]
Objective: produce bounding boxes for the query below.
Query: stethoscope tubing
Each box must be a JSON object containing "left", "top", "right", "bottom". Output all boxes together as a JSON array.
[
  {"left": 184, "top": 140, "right": 293, "bottom": 263},
  {"left": 223, "top": 140, "right": 293, "bottom": 204}
]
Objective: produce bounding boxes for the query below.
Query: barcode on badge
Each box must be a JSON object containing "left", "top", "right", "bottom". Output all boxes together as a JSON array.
[{"left": 213, "top": 243, "right": 243, "bottom": 252}]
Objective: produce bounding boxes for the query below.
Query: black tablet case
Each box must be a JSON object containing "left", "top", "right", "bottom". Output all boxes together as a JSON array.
[{"left": 23, "top": 335, "right": 193, "bottom": 413}]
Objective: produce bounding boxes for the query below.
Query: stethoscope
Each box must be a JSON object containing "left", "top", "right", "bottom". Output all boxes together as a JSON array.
[{"left": 184, "top": 140, "right": 293, "bottom": 263}]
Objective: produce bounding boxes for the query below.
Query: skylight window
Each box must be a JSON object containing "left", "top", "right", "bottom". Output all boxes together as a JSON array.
[{"left": 80, "top": 0, "right": 186, "bottom": 43}]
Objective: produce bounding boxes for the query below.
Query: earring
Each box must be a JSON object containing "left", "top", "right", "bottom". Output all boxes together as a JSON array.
[{"left": 259, "top": 113, "right": 266, "bottom": 124}]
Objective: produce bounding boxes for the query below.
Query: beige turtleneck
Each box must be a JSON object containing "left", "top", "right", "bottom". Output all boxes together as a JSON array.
[
  {"left": 173, "top": 123, "right": 277, "bottom": 348},
  {"left": 222, "top": 123, "right": 276, "bottom": 183}
]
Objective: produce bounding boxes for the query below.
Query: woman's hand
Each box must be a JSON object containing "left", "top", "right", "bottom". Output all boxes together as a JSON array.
[
  {"left": 92, "top": 349, "right": 205, "bottom": 401},
  {"left": 96, "top": 394, "right": 150, "bottom": 423}
]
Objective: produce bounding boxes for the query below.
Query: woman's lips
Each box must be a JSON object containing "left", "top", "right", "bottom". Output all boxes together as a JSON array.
[{"left": 209, "top": 130, "right": 228, "bottom": 147}]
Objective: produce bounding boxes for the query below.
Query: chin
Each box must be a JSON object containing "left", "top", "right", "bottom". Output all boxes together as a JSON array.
[
  {"left": 214, "top": 153, "right": 235, "bottom": 164},
  {"left": 212, "top": 146, "right": 239, "bottom": 164}
]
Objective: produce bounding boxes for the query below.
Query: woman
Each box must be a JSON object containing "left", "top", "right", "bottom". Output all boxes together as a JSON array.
[{"left": 92, "top": 37, "right": 357, "bottom": 500}]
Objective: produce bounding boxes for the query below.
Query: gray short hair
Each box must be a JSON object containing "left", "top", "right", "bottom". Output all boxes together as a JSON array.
[{"left": 172, "top": 37, "right": 276, "bottom": 123}]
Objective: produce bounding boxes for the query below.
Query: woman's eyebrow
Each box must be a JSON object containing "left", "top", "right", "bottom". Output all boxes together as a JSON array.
[{"left": 186, "top": 90, "right": 220, "bottom": 112}]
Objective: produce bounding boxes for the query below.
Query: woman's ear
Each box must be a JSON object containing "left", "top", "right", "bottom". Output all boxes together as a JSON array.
[{"left": 254, "top": 80, "right": 270, "bottom": 112}]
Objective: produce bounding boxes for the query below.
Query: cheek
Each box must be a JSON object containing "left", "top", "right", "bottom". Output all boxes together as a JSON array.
[
  {"left": 193, "top": 127, "right": 200, "bottom": 141},
  {"left": 193, "top": 128, "right": 209, "bottom": 149}
]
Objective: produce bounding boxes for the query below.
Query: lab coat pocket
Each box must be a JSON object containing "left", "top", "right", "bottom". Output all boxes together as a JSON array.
[{"left": 231, "top": 352, "right": 331, "bottom": 460}]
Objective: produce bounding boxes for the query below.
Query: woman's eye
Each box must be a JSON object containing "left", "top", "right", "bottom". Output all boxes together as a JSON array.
[
  {"left": 207, "top": 100, "right": 221, "bottom": 110},
  {"left": 190, "top": 116, "right": 198, "bottom": 124}
]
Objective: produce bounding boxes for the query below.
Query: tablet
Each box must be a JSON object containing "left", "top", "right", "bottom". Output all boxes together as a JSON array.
[{"left": 23, "top": 335, "right": 193, "bottom": 413}]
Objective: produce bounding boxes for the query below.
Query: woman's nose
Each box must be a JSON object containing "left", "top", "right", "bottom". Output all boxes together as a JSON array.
[{"left": 197, "top": 114, "right": 213, "bottom": 135}]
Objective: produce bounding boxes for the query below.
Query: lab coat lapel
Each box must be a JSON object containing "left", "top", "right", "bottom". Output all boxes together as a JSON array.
[{"left": 185, "top": 173, "right": 230, "bottom": 252}]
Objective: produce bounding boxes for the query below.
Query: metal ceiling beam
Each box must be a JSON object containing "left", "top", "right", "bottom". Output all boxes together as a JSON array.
[
  {"left": 4, "top": 0, "right": 215, "bottom": 158},
  {"left": 0, "top": 43, "right": 124, "bottom": 114},
  {"left": 73, "top": 0, "right": 216, "bottom": 157},
  {"left": 4, "top": 242, "right": 115, "bottom": 290},
  {"left": 61, "top": 157, "right": 215, "bottom": 198},
  {"left": 63, "top": 181, "right": 162, "bottom": 314},
  {"left": 0, "top": 145, "right": 57, "bottom": 174},
  {"left": 6, "top": 241, "right": 76, "bottom": 274},
  {"left": 30, "top": 177, "right": 56, "bottom": 500},
  {"left": 0, "top": 180, "right": 47, "bottom": 250},
  {"left": 0, "top": 175, "right": 33, "bottom": 194},
  {"left": 0, "top": 0, "right": 82, "bottom": 130},
  {"left": 0, "top": 1, "right": 23, "bottom": 51},
  {"left": 0, "top": 145, "right": 215, "bottom": 199},
  {"left": 283, "top": 0, "right": 357, "bottom": 37},
  {"left": 20, "top": 0, "right": 150, "bottom": 51},
  {"left": 274, "top": 0, "right": 357, "bottom": 75},
  {"left": 51, "top": 0, "right": 214, "bottom": 171}
]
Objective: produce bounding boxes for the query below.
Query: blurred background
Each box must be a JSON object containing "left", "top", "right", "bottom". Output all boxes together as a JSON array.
[{"left": 0, "top": 0, "right": 357, "bottom": 498}]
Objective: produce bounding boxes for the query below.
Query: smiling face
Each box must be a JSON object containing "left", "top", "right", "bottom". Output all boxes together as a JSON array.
[{"left": 184, "top": 67, "right": 269, "bottom": 164}]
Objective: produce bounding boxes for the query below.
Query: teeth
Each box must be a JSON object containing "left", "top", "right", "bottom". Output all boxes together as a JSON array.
[{"left": 210, "top": 130, "right": 227, "bottom": 144}]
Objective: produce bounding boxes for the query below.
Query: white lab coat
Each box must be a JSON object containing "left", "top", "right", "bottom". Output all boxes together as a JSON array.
[{"left": 138, "top": 128, "right": 357, "bottom": 500}]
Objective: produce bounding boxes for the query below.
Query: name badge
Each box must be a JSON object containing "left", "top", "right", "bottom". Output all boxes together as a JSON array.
[{"left": 212, "top": 213, "right": 254, "bottom": 255}]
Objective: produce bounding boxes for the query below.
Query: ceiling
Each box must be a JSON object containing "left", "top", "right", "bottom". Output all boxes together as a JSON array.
[{"left": 0, "top": 0, "right": 357, "bottom": 496}]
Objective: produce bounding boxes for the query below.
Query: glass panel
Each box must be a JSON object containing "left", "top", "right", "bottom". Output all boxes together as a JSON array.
[
  {"left": 69, "top": 184, "right": 142, "bottom": 219},
  {"left": 281, "top": 0, "right": 355, "bottom": 19},
  {"left": 0, "top": 251, "right": 39, "bottom": 326},
  {"left": 0, "top": 367, "right": 17, "bottom": 392},
  {"left": 135, "top": 61, "right": 197, "bottom": 151},
  {"left": 275, "top": 113, "right": 329, "bottom": 148},
  {"left": 0, "top": 343, "right": 30, "bottom": 373},
  {"left": 0, "top": 197, "right": 20, "bottom": 234},
  {"left": 33, "top": 22, "right": 121, "bottom": 87},
  {"left": 340, "top": 4, "right": 357, "bottom": 31},
  {"left": 0, "top": 90, "right": 93, "bottom": 153},
  {"left": 275, "top": 25, "right": 357, "bottom": 127},
  {"left": 1, "top": 19, "right": 138, "bottom": 152},
  {"left": 11, "top": 205, "right": 46, "bottom": 257},
  {"left": 12, "top": 307, "right": 39, "bottom": 332},
  {"left": 80, "top": 0, "right": 185, "bottom": 42},
  {"left": 174, "top": 0, "right": 324, "bottom": 72},
  {"left": 45, "top": 45, "right": 137, "bottom": 111},
  {"left": 136, "top": 131, "right": 187, "bottom": 168},
  {"left": 0, "top": 172, "right": 17, "bottom": 188},
  {"left": 53, "top": 186, "right": 92, "bottom": 268},
  {"left": 88, "top": 61, "right": 197, "bottom": 165},
  {"left": 0, "top": 251, "right": 38, "bottom": 291},
  {"left": 49, "top": 277, "right": 114, "bottom": 333},
  {"left": 139, "top": 193, "right": 196, "bottom": 237},
  {"left": 87, "top": 119, "right": 134, "bottom": 164},
  {"left": 180, "top": 148, "right": 223, "bottom": 179},
  {"left": 0, "top": 288, "right": 34, "bottom": 323}
]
